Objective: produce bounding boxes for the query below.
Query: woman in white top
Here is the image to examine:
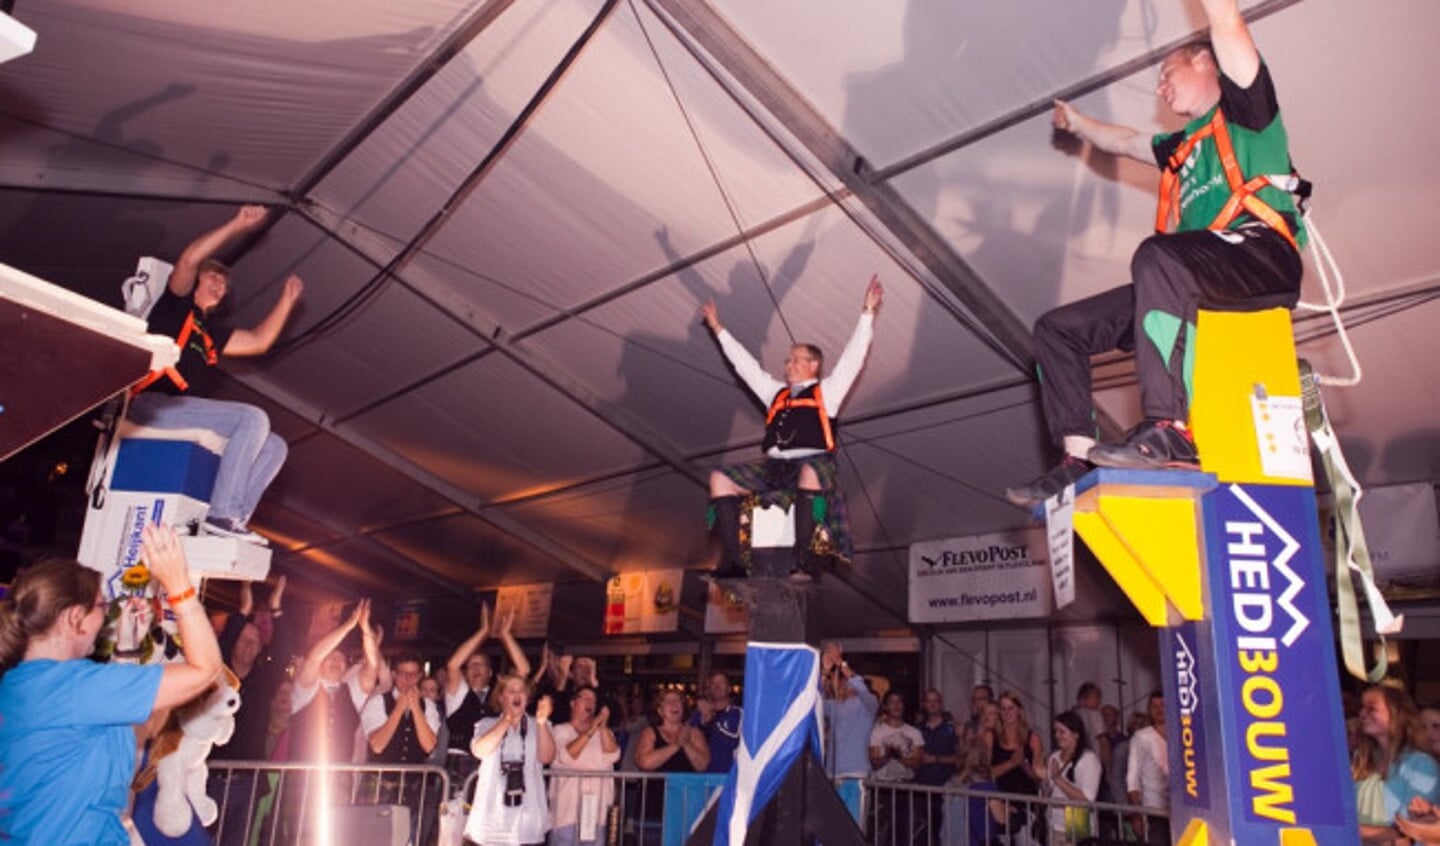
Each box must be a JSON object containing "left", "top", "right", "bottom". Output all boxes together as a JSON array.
[
  {"left": 549, "top": 685, "right": 620, "bottom": 846},
  {"left": 465, "top": 675, "right": 556, "bottom": 846},
  {"left": 1045, "top": 710, "right": 1102, "bottom": 845}
]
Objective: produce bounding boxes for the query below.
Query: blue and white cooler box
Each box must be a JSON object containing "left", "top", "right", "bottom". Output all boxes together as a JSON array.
[{"left": 78, "top": 421, "right": 270, "bottom": 597}]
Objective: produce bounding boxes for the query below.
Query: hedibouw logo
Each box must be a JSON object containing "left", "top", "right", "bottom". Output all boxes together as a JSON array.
[
  {"left": 1173, "top": 626, "right": 1206, "bottom": 805},
  {"left": 1224, "top": 483, "right": 1309, "bottom": 826}
]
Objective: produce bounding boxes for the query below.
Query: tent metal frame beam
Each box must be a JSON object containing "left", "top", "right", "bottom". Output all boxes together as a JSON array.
[
  {"left": 645, "top": 0, "right": 1036, "bottom": 375},
  {"left": 229, "top": 375, "right": 614, "bottom": 583},
  {"left": 878, "top": 0, "right": 1308, "bottom": 182},
  {"left": 0, "top": 182, "right": 278, "bottom": 206},
  {"left": 297, "top": 202, "right": 709, "bottom": 490},
  {"left": 222, "top": 0, "right": 522, "bottom": 262},
  {"left": 288, "top": 0, "right": 522, "bottom": 204}
]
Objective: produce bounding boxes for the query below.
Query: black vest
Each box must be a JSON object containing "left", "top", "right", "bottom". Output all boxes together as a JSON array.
[
  {"left": 371, "top": 692, "right": 428, "bottom": 764},
  {"left": 762, "top": 384, "right": 837, "bottom": 453},
  {"left": 290, "top": 682, "right": 360, "bottom": 763},
  {"left": 446, "top": 686, "right": 494, "bottom": 750}
]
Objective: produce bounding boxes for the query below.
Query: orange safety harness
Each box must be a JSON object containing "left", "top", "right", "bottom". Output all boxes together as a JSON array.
[
  {"left": 1155, "top": 107, "right": 1304, "bottom": 251},
  {"left": 765, "top": 384, "right": 835, "bottom": 452},
  {"left": 130, "top": 311, "right": 217, "bottom": 396}
]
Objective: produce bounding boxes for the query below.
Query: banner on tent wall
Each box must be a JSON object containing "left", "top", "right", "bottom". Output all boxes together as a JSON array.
[
  {"left": 495, "top": 583, "right": 553, "bottom": 640},
  {"left": 603, "top": 570, "right": 683, "bottom": 635},
  {"left": 705, "top": 586, "right": 749, "bottom": 634},
  {"left": 393, "top": 600, "right": 423, "bottom": 641},
  {"left": 908, "top": 527, "right": 1052, "bottom": 623}
]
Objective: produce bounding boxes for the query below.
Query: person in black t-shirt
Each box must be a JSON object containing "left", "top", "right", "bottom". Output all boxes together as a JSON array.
[{"left": 128, "top": 204, "right": 304, "bottom": 541}]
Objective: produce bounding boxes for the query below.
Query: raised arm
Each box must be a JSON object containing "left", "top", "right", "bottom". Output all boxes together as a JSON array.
[
  {"left": 530, "top": 641, "right": 551, "bottom": 687},
  {"left": 495, "top": 609, "right": 532, "bottom": 679},
  {"left": 223, "top": 274, "right": 303, "bottom": 358},
  {"left": 357, "top": 606, "right": 381, "bottom": 695},
  {"left": 144, "top": 525, "right": 223, "bottom": 710},
  {"left": 821, "top": 275, "right": 882, "bottom": 414},
  {"left": 1198, "top": 0, "right": 1259, "bottom": 87},
  {"left": 703, "top": 298, "right": 785, "bottom": 402},
  {"left": 1053, "top": 100, "right": 1155, "bottom": 165},
  {"left": 169, "top": 205, "right": 266, "bottom": 297},
  {"left": 446, "top": 603, "right": 491, "bottom": 697},
  {"left": 295, "top": 599, "right": 364, "bottom": 689},
  {"left": 238, "top": 581, "right": 254, "bottom": 618},
  {"left": 535, "top": 695, "right": 557, "bottom": 765}
]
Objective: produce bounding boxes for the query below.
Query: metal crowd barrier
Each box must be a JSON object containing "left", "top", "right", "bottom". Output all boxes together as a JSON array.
[
  {"left": 200, "top": 762, "right": 1166, "bottom": 846},
  {"left": 204, "top": 761, "right": 449, "bottom": 846},
  {"left": 862, "top": 780, "right": 1172, "bottom": 846},
  {"left": 459, "top": 768, "right": 719, "bottom": 846}
]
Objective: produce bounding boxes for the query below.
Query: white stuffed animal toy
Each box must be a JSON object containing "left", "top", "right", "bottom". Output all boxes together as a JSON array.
[{"left": 153, "top": 667, "right": 242, "bottom": 837}]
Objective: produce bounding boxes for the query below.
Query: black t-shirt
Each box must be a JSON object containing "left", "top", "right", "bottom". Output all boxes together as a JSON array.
[{"left": 144, "top": 288, "right": 234, "bottom": 396}]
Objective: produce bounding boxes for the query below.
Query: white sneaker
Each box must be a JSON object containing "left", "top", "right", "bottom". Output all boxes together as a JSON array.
[{"left": 201, "top": 517, "right": 269, "bottom": 545}]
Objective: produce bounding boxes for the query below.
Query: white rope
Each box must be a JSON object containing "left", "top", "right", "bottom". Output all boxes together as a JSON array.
[{"left": 1292, "top": 209, "right": 1363, "bottom": 386}]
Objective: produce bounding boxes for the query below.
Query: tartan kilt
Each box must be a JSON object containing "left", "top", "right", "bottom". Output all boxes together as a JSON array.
[{"left": 717, "top": 453, "right": 854, "bottom": 563}]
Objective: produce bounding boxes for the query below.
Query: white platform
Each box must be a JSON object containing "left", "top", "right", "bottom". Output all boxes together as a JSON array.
[
  {"left": 183, "top": 534, "right": 271, "bottom": 581},
  {"left": 0, "top": 13, "right": 36, "bottom": 65},
  {"left": 0, "top": 261, "right": 177, "bottom": 372}
]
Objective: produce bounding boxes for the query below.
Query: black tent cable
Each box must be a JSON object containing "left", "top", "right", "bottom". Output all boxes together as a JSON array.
[
  {"left": 268, "top": 0, "right": 622, "bottom": 358},
  {"left": 626, "top": 0, "right": 798, "bottom": 345}
]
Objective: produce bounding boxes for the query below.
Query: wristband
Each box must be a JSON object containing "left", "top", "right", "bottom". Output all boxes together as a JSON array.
[{"left": 167, "top": 586, "right": 197, "bottom": 607}]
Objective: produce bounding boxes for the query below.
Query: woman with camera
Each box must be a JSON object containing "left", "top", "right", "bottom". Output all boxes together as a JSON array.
[{"left": 464, "top": 674, "right": 556, "bottom": 845}]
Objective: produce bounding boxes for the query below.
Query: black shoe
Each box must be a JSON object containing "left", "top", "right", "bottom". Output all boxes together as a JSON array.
[
  {"left": 1087, "top": 419, "right": 1200, "bottom": 470},
  {"left": 201, "top": 516, "right": 268, "bottom": 545},
  {"left": 1005, "top": 455, "right": 1094, "bottom": 506}
]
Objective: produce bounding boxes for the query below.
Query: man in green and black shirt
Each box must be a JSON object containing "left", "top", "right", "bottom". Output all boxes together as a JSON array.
[{"left": 1008, "top": 0, "right": 1305, "bottom": 506}]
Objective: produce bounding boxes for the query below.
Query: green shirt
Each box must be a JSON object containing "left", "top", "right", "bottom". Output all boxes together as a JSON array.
[{"left": 1153, "top": 61, "right": 1307, "bottom": 246}]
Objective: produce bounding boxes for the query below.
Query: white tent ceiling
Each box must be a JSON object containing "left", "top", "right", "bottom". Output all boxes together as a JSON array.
[{"left": 3, "top": 0, "right": 1437, "bottom": 642}]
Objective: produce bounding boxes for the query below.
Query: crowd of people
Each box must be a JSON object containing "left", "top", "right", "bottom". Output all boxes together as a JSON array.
[
  {"left": 8, "top": 531, "right": 1440, "bottom": 846},
  {"left": 828, "top": 657, "right": 1172, "bottom": 846},
  {"left": 0, "top": 1, "right": 1428, "bottom": 842}
]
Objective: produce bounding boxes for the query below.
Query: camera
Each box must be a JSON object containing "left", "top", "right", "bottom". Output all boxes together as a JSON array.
[{"left": 502, "top": 761, "right": 526, "bottom": 807}]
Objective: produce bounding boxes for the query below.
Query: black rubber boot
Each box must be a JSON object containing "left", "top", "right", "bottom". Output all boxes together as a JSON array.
[
  {"left": 791, "top": 491, "right": 823, "bottom": 582},
  {"left": 708, "top": 495, "right": 748, "bottom": 579}
]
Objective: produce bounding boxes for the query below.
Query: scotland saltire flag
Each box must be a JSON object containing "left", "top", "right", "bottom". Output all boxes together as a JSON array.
[{"left": 710, "top": 642, "right": 822, "bottom": 845}]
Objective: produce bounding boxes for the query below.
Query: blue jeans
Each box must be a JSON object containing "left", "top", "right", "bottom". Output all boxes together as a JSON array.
[{"left": 128, "top": 393, "right": 287, "bottom": 524}]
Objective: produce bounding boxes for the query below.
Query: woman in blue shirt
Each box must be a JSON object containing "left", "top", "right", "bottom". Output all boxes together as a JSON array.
[{"left": 0, "top": 524, "right": 222, "bottom": 845}]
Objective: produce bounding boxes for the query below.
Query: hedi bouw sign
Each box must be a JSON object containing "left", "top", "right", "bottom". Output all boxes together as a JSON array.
[{"left": 909, "top": 527, "right": 1052, "bottom": 623}]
